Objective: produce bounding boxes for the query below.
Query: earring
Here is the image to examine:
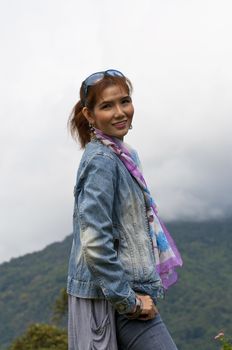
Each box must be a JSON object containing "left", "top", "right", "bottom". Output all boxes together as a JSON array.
[
  {"left": 89, "top": 123, "right": 95, "bottom": 133},
  {"left": 129, "top": 124, "right": 133, "bottom": 130}
]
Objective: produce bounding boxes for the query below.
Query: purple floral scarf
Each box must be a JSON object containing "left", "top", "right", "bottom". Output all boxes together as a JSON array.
[{"left": 93, "top": 129, "right": 183, "bottom": 289}]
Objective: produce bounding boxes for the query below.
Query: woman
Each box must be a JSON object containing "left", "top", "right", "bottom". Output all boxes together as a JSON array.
[{"left": 67, "top": 69, "right": 182, "bottom": 350}]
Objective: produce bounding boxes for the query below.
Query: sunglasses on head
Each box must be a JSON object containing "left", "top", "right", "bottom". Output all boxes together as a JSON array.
[{"left": 82, "top": 69, "right": 124, "bottom": 103}]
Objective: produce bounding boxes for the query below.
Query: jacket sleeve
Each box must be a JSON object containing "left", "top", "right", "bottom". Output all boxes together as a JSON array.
[{"left": 77, "top": 153, "right": 136, "bottom": 314}]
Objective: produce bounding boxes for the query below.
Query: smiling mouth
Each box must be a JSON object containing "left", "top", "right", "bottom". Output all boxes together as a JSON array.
[{"left": 112, "top": 120, "right": 127, "bottom": 126}]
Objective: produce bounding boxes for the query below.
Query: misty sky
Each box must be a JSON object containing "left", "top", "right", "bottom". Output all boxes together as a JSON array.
[{"left": 1, "top": 0, "right": 232, "bottom": 263}]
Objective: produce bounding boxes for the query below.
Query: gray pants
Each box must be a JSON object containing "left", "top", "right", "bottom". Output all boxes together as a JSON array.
[
  {"left": 116, "top": 312, "right": 178, "bottom": 350},
  {"left": 68, "top": 296, "right": 178, "bottom": 350}
]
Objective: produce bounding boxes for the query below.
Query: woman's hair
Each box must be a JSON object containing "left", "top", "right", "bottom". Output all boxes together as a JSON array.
[{"left": 68, "top": 75, "right": 133, "bottom": 148}]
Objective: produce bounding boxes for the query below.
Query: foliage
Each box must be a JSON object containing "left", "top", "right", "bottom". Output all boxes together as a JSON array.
[
  {"left": 155, "top": 220, "right": 232, "bottom": 350},
  {"left": 0, "top": 235, "right": 72, "bottom": 350},
  {"left": 7, "top": 323, "right": 67, "bottom": 350},
  {"left": 214, "top": 332, "right": 232, "bottom": 350},
  {"left": 52, "top": 288, "right": 68, "bottom": 325},
  {"left": 0, "top": 220, "right": 232, "bottom": 350},
  {"left": 7, "top": 288, "right": 68, "bottom": 349}
]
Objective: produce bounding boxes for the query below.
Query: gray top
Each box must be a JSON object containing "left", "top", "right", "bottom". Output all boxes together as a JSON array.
[{"left": 68, "top": 295, "right": 118, "bottom": 350}]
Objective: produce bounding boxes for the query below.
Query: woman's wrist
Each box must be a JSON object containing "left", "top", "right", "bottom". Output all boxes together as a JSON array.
[{"left": 125, "top": 296, "right": 143, "bottom": 319}]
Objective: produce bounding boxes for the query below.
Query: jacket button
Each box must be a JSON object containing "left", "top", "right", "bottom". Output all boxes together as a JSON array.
[{"left": 118, "top": 304, "right": 125, "bottom": 312}]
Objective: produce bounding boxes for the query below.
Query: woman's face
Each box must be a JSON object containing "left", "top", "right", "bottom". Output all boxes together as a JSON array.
[{"left": 85, "top": 84, "right": 134, "bottom": 140}]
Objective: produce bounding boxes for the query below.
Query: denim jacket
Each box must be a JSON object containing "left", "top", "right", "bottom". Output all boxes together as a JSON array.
[{"left": 67, "top": 139, "right": 162, "bottom": 314}]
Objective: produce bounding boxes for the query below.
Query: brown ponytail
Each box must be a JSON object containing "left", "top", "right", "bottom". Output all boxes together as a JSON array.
[{"left": 69, "top": 99, "right": 90, "bottom": 148}]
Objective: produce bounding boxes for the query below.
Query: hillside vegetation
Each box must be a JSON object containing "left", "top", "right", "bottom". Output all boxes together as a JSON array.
[
  {"left": 0, "top": 220, "right": 232, "bottom": 350},
  {"left": 159, "top": 220, "right": 232, "bottom": 350}
]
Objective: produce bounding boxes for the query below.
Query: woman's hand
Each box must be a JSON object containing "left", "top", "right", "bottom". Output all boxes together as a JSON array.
[{"left": 137, "top": 294, "right": 159, "bottom": 321}]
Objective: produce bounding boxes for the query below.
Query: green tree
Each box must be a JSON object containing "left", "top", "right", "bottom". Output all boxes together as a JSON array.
[
  {"left": 214, "top": 332, "right": 232, "bottom": 350},
  {"left": 52, "top": 288, "right": 68, "bottom": 326},
  {"left": 8, "top": 323, "right": 67, "bottom": 350}
]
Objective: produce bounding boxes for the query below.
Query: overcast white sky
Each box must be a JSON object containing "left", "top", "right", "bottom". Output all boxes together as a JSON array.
[{"left": 0, "top": 0, "right": 232, "bottom": 263}]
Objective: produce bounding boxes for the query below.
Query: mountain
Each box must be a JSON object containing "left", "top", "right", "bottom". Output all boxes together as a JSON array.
[
  {"left": 0, "top": 235, "right": 72, "bottom": 350},
  {"left": 158, "top": 220, "right": 232, "bottom": 350},
  {"left": 0, "top": 220, "right": 232, "bottom": 350}
]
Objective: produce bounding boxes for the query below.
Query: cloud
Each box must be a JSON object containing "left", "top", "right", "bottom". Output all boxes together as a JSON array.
[{"left": 0, "top": 0, "right": 232, "bottom": 262}]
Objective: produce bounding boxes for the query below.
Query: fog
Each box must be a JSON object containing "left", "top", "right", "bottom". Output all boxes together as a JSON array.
[{"left": 0, "top": 0, "right": 231, "bottom": 263}]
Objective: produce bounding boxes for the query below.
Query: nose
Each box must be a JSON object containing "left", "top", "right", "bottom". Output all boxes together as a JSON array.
[{"left": 114, "top": 104, "right": 125, "bottom": 118}]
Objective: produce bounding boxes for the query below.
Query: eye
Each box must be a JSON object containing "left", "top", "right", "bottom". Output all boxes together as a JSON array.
[
  {"left": 101, "top": 103, "right": 112, "bottom": 110},
  {"left": 121, "top": 97, "right": 132, "bottom": 105}
]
